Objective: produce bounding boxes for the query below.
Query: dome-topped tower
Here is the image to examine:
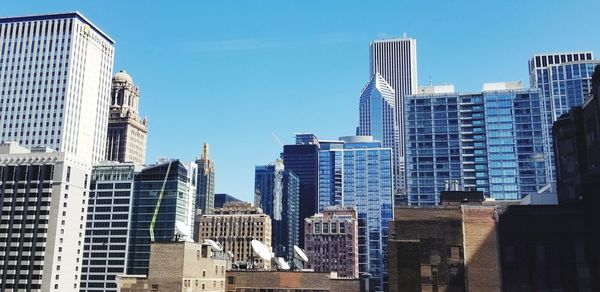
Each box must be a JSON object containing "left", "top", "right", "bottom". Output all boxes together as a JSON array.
[
  {"left": 110, "top": 70, "right": 140, "bottom": 116},
  {"left": 113, "top": 70, "right": 133, "bottom": 84},
  {"left": 106, "top": 70, "right": 148, "bottom": 165}
]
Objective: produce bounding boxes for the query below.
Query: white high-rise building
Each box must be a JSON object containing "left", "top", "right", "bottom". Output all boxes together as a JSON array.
[
  {"left": 369, "top": 37, "right": 418, "bottom": 200},
  {"left": 0, "top": 12, "right": 115, "bottom": 165},
  {"left": 0, "top": 142, "right": 90, "bottom": 292}
]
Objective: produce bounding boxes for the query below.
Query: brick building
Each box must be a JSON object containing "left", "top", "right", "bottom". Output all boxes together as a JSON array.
[
  {"left": 304, "top": 206, "right": 359, "bottom": 278},
  {"left": 224, "top": 271, "right": 359, "bottom": 292},
  {"left": 388, "top": 198, "right": 594, "bottom": 291}
]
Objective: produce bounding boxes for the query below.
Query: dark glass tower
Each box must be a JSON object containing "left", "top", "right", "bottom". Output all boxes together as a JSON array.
[
  {"left": 126, "top": 159, "right": 197, "bottom": 275},
  {"left": 282, "top": 134, "right": 320, "bottom": 247},
  {"left": 254, "top": 160, "right": 300, "bottom": 260}
]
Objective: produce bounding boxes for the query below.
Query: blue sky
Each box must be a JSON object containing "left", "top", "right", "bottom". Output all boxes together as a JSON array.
[{"left": 5, "top": 1, "right": 600, "bottom": 202}]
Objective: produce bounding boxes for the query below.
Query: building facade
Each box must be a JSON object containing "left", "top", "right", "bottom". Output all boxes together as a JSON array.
[
  {"left": 80, "top": 162, "right": 137, "bottom": 292},
  {"left": 529, "top": 52, "right": 599, "bottom": 181},
  {"left": 404, "top": 83, "right": 551, "bottom": 205},
  {"left": 357, "top": 73, "right": 402, "bottom": 199},
  {"left": 553, "top": 64, "right": 600, "bottom": 286},
  {"left": 304, "top": 206, "right": 359, "bottom": 278},
  {"left": 282, "top": 134, "right": 320, "bottom": 247},
  {"left": 0, "top": 142, "right": 89, "bottom": 291},
  {"left": 370, "top": 37, "right": 418, "bottom": 199},
  {"left": 127, "top": 159, "right": 197, "bottom": 275},
  {"left": 0, "top": 12, "right": 114, "bottom": 165},
  {"left": 197, "top": 202, "right": 272, "bottom": 269},
  {"left": 318, "top": 136, "right": 393, "bottom": 291},
  {"left": 254, "top": 159, "right": 299, "bottom": 260},
  {"left": 225, "top": 271, "right": 359, "bottom": 292},
  {"left": 196, "top": 143, "right": 215, "bottom": 215},
  {"left": 105, "top": 71, "right": 148, "bottom": 165},
  {"left": 119, "top": 242, "right": 230, "bottom": 292}
]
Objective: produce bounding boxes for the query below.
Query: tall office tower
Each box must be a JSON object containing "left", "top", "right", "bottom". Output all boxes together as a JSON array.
[
  {"left": 357, "top": 73, "right": 401, "bottom": 200},
  {"left": 127, "top": 159, "right": 197, "bottom": 275},
  {"left": 282, "top": 133, "right": 320, "bottom": 247},
  {"left": 254, "top": 159, "right": 300, "bottom": 260},
  {"left": 529, "top": 52, "right": 599, "bottom": 181},
  {"left": 404, "top": 82, "right": 550, "bottom": 205},
  {"left": 0, "top": 142, "right": 89, "bottom": 292},
  {"left": 81, "top": 162, "right": 137, "bottom": 292},
  {"left": 318, "top": 136, "right": 394, "bottom": 291},
  {"left": 304, "top": 206, "right": 359, "bottom": 278},
  {"left": 0, "top": 13, "right": 115, "bottom": 165},
  {"left": 370, "top": 37, "right": 418, "bottom": 200},
  {"left": 198, "top": 202, "right": 272, "bottom": 269},
  {"left": 105, "top": 71, "right": 148, "bottom": 164},
  {"left": 195, "top": 143, "right": 215, "bottom": 215}
]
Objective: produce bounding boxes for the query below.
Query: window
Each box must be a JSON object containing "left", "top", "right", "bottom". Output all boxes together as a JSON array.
[{"left": 66, "top": 166, "right": 71, "bottom": 182}]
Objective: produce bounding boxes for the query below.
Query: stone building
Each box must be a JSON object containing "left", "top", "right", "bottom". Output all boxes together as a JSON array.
[
  {"left": 118, "top": 241, "right": 230, "bottom": 292},
  {"left": 105, "top": 71, "right": 148, "bottom": 164},
  {"left": 224, "top": 271, "right": 359, "bottom": 292},
  {"left": 0, "top": 142, "right": 90, "bottom": 291},
  {"left": 304, "top": 206, "right": 359, "bottom": 278},
  {"left": 196, "top": 143, "right": 216, "bottom": 215},
  {"left": 197, "top": 202, "right": 272, "bottom": 269}
]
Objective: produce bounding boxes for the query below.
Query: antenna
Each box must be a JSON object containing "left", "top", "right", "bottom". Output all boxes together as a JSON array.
[
  {"left": 174, "top": 221, "right": 193, "bottom": 242},
  {"left": 204, "top": 239, "right": 223, "bottom": 251},
  {"left": 273, "top": 257, "right": 290, "bottom": 270},
  {"left": 292, "top": 245, "right": 308, "bottom": 270},
  {"left": 251, "top": 240, "right": 272, "bottom": 261},
  {"left": 293, "top": 245, "right": 308, "bottom": 262}
]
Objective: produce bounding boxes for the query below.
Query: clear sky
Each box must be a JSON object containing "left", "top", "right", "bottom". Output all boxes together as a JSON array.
[{"left": 4, "top": 1, "right": 600, "bottom": 202}]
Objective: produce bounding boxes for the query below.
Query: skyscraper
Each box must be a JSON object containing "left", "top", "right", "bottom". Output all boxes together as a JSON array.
[
  {"left": 0, "top": 142, "right": 89, "bottom": 292},
  {"left": 404, "top": 82, "right": 551, "bottom": 205},
  {"left": 370, "top": 37, "right": 418, "bottom": 197},
  {"left": 127, "top": 159, "right": 197, "bottom": 275},
  {"left": 0, "top": 12, "right": 115, "bottom": 165},
  {"left": 81, "top": 162, "right": 138, "bottom": 292},
  {"left": 529, "top": 52, "right": 599, "bottom": 181},
  {"left": 105, "top": 70, "right": 148, "bottom": 165},
  {"left": 195, "top": 143, "right": 215, "bottom": 215},
  {"left": 357, "top": 72, "right": 401, "bottom": 201},
  {"left": 282, "top": 134, "right": 320, "bottom": 247},
  {"left": 318, "top": 136, "right": 394, "bottom": 291},
  {"left": 254, "top": 159, "right": 300, "bottom": 260}
]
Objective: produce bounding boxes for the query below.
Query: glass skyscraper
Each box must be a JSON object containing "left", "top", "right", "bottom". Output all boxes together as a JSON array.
[
  {"left": 126, "top": 159, "right": 197, "bottom": 275},
  {"left": 282, "top": 134, "right": 320, "bottom": 247},
  {"left": 529, "top": 52, "right": 599, "bottom": 181},
  {"left": 405, "top": 83, "right": 550, "bottom": 205},
  {"left": 254, "top": 159, "right": 300, "bottom": 261},
  {"left": 318, "top": 136, "right": 393, "bottom": 291},
  {"left": 357, "top": 73, "right": 401, "bottom": 203}
]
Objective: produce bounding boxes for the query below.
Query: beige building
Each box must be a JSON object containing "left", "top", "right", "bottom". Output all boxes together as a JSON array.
[
  {"left": 118, "top": 241, "right": 230, "bottom": 292},
  {"left": 225, "top": 271, "right": 360, "bottom": 292},
  {"left": 105, "top": 70, "right": 148, "bottom": 164},
  {"left": 198, "top": 202, "right": 272, "bottom": 268}
]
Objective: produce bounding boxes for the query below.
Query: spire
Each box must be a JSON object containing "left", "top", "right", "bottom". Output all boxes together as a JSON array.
[{"left": 201, "top": 143, "right": 209, "bottom": 160}]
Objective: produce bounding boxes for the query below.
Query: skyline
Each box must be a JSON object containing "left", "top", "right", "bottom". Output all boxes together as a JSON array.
[{"left": 3, "top": 1, "right": 600, "bottom": 202}]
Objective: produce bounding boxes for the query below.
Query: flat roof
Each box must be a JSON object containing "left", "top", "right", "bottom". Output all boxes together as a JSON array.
[{"left": 0, "top": 11, "right": 114, "bottom": 44}]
